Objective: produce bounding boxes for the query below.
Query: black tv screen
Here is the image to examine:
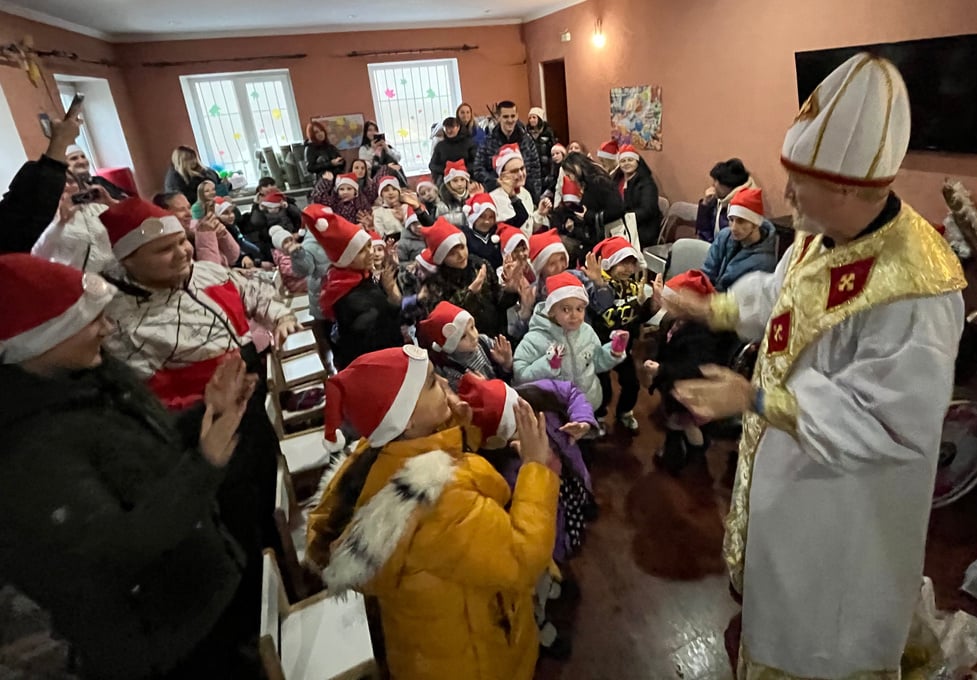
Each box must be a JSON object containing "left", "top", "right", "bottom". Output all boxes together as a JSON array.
[{"left": 795, "top": 34, "right": 977, "bottom": 154}]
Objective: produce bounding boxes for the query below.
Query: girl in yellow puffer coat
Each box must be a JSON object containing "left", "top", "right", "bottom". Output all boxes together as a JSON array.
[{"left": 305, "top": 345, "right": 560, "bottom": 680}]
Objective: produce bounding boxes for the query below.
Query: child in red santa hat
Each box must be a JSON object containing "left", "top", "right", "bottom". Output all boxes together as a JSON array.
[
  {"left": 436, "top": 159, "right": 481, "bottom": 229},
  {"left": 305, "top": 345, "right": 560, "bottom": 680},
  {"left": 309, "top": 205, "right": 404, "bottom": 368},
  {"left": 309, "top": 171, "right": 376, "bottom": 228},
  {"left": 513, "top": 271, "right": 627, "bottom": 411},
  {"left": 462, "top": 192, "right": 503, "bottom": 269},
  {"left": 418, "top": 300, "right": 513, "bottom": 390},
  {"left": 645, "top": 270, "right": 743, "bottom": 474},
  {"left": 410, "top": 217, "right": 521, "bottom": 339}
]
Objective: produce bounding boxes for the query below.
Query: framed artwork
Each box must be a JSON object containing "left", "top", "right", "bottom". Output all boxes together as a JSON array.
[
  {"left": 609, "top": 85, "right": 663, "bottom": 151},
  {"left": 311, "top": 113, "right": 366, "bottom": 150}
]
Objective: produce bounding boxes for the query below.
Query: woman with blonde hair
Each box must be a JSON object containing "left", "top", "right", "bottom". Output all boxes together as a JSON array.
[
  {"left": 456, "top": 102, "right": 486, "bottom": 146},
  {"left": 164, "top": 145, "right": 223, "bottom": 204}
]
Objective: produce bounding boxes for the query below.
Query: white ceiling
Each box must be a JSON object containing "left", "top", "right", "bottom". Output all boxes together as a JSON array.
[{"left": 0, "top": 0, "right": 585, "bottom": 42}]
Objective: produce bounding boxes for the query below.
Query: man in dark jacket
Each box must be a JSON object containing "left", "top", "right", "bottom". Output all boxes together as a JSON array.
[
  {"left": 0, "top": 255, "right": 257, "bottom": 679},
  {"left": 473, "top": 101, "right": 542, "bottom": 200},
  {"left": 429, "top": 117, "right": 476, "bottom": 184},
  {"left": 0, "top": 115, "right": 81, "bottom": 254}
]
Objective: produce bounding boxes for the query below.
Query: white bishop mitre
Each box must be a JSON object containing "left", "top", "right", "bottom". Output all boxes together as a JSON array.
[{"left": 781, "top": 53, "right": 910, "bottom": 186}]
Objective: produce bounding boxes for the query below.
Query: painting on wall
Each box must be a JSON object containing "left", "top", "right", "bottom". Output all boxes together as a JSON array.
[
  {"left": 609, "top": 85, "right": 663, "bottom": 151},
  {"left": 311, "top": 113, "right": 366, "bottom": 150}
]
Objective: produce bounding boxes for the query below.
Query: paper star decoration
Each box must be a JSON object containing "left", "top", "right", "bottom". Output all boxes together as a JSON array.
[
  {"left": 208, "top": 104, "right": 221, "bottom": 116},
  {"left": 397, "top": 128, "right": 409, "bottom": 138},
  {"left": 425, "top": 88, "right": 437, "bottom": 99},
  {"left": 384, "top": 88, "right": 396, "bottom": 99},
  {"left": 271, "top": 108, "right": 282, "bottom": 119}
]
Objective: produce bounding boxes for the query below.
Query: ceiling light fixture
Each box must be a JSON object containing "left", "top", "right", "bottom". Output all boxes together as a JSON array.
[{"left": 592, "top": 19, "right": 606, "bottom": 49}]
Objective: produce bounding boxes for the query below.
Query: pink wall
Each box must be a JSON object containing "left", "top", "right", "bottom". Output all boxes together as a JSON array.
[
  {"left": 114, "top": 25, "right": 530, "bottom": 190},
  {"left": 0, "top": 12, "right": 152, "bottom": 195},
  {"left": 523, "top": 0, "right": 977, "bottom": 221}
]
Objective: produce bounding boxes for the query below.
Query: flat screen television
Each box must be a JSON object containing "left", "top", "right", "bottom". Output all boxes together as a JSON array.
[{"left": 795, "top": 34, "right": 977, "bottom": 154}]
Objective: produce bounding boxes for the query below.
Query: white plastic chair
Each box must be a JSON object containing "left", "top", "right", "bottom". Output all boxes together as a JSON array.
[{"left": 665, "top": 238, "right": 711, "bottom": 281}]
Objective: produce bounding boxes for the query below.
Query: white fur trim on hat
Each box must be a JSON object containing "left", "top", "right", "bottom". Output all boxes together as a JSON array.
[
  {"left": 335, "top": 228, "right": 372, "bottom": 268},
  {"left": 466, "top": 202, "right": 496, "bottom": 227},
  {"left": 415, "top": 252, "right": 438, "bottom": 274},
  {"left": 378, "top": 176, "right": 401, "bottom": 193},
  {"left": 531, "top": 242, "right": 568, "bottom": 275},
  {"left": 494, "top": 150, "right": 523, "bottom": 176},
  {"left": 260, "top": 199, "right": 284, "bottom": 209},
  {"left": 336, "top": 176, "right": 359, "bottom": 191},
  {"left": 602, "top": 245, "right": 641, "bottom": 270},
  {"left": 113, "top": 214, "right": 185, "bottom": 261},
  {"left": 404, "top": 211, "right": 419, "bottom": 228},
  {"left": 65, "top": 144, "right": 84, "bottom": 157},
  {"left": 597, "top": 149, "right": 618, "bottom": 160},
  {"left": 497, "top": 384, "right": 520, "bottom": 442},
  {"left": 214, "top": 200, "right": 234, "bottom": 217},
  {"left": 433, "top": 232, "right": 466, "bottom": 265},
  {"left": 0, "top": 272, "right": 116, "bottom": 364},
  {"left": 368, "top": 345, "right": 430, "bottom": 446},
  {"left": 433, "top": 309, "right": 473, "bottom": 354},
  {"left": 501, "top": 232, "right": 527, "bottom": 257},
  {"left": 444, "top": 165, "right": 470, "bottom": 183},
  {"left": 619, "top": 149, "right": 640, "bottom": 161},
  {"left": 544, "top": 282, "right": 588, "bottom": 314},
  {"left": 727, "top": 204, "right": 763, "bottom": 226},
  {"left": 417, "top": 179, "right": 437, "bottom": 191}
]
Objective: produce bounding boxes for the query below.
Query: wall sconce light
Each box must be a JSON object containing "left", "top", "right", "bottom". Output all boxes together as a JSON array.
[{"left": 592, "top": 19, "right": 606, "bottom": 48}]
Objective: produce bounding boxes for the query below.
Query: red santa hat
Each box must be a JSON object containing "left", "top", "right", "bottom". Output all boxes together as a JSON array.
[
  {"left": 323, "top": 345, "right": 430, "bottom": 451},
  {"left": 443, "top": 159, "right": 470, "bottom": 183},
  {"left": 664, "top": 269, "right": 716, "bottom": 300},
  {"left": 421, "top": 217, "right": 467, "bottom": 265},
  {"left": 594, "top": 236, "right": 641, "bottom": 271},
  {"left": 496, "top": 224, "right": 528, "bottom": 258},
  {"left": 0, "top": 254, "right": 117, "bottom": 364},
  {"left": 493, "top": 143, "right": 523, "bottom": 175},
  {"left": 457, "top": 373, "right": 520, "bottom": 445},
  {"left": 335, "top": 173, "right": 359, "bottom": 192},
  {"left": 415, "top": 248, "right": 438, "bottom": 274},
  {"left": 213, "top": 196, "right": 235, "bottom": 217},
  {"left": 544, "top": 271, "right": 588, "bottom": 313},
  {"left": 415, "top": 176, "right": 437, "bottom": 193},
  {"left": 418, "top": 301, "right": 473, "bottom": 353},
  {"left": 561, "top": 176, "right": 582, "bottom": 204},
  {"left": 528, "top": 229, "right": 568, "bottom": 275},
  {"left": 618, "top": 144, "right": 640, "bottom": 162},
  {"left": 464, "top": 193, "right": 497, "bottom": 229},
  {"left": 100, "top": 197, "right": 185, "bottom": 261},
  {"left": 377, "top": 175, "right": 401, "bottom": 194},
  {"left": 727, "top": 187, "right": 765, "bottom": 226},
  {"left": 302, "top": 204, "right": 371, "bottom": 267},
  {"left": 551, "top": 143, "right": 567, "bottom": 157},
  {"left": 598, "top": 139, "right": 619, "bottom": 160},
  {"left": 404, "top": 206, "right": 419, "bottom": 230},
  {"left": 260, "top": 190, "right": 286, "bottom": 209},
  {"left": 367, "top": 229, "right": 384, "bottom": 247}
]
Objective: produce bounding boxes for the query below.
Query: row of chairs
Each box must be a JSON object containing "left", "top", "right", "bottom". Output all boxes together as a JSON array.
[{"left": 260, "top": 281, "right": 381, "bottom": 680}]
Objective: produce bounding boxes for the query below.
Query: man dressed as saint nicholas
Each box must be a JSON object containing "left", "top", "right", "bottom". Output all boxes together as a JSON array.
[{"left": 664, "top": 53, "right": 966, "bottom": 678}]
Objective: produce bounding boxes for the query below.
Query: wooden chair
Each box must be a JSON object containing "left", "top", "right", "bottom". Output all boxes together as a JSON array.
[
  {"left": 280, "top": 329, "right": 318, "bottom": 359},
  {"left": 273, "top": 457, "right": 322, "bottom": 601},
  {"left": 260, "top": 550, "right": 380, "bottom": 680},
  {"left": 270, "top": 346, "right": 328, "bottom": 392},
  {"left": 285, "top": 292, "right": 310, "bottom": 313},
  {"left": 265, "top": 395, "right": 331, "bottom": 483}
]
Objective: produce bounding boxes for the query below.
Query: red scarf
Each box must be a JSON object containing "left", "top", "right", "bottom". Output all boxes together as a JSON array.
[{"left": 320, "top": 267, "right": 369, "bottom": 320}]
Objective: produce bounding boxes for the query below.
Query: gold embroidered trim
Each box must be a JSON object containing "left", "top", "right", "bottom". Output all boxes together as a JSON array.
[
  {"left": 738, "top": 643, "right": 899, "bottom": 680},
  {"left": 723, "top": 205, "right": 966, "bottom": 592},
  {"left": 762, "top": 386, "right": 798, "bottom": 436},
  {"left": 709, "top": 292, "right": 740, "bottom": 331}
]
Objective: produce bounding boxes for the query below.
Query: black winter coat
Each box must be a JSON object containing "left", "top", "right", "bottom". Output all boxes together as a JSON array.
[
  {"left": 528, "top": 122, "right": 557, "bottom": 183},
  {"left": 553, "top": 174, "right": 626, "bottom": 254},
  {"left": 412, "top": 255, "right": 517, "bottom": 338},
  {"left": 473, "top": 122, "right": 542, "bottom": 201},
  {"left": 652, "top": 321, "right": 742, "bottom": 416},
  {"left": 463, "top": 224, "right": 503, "bottom": 269},
  {"left": 429, "top": 132, "right": 477, "bottom": 184},
  {"left": 304, "top": 140, "right": 345, "bottom": 175},
  {"left": 0, "top": 356, "right": 243, "bottom": 680},
  {"left": 332, "top": 277, "right": 404, "bottom": 368},
  {"left": 0, "top": 155, "right": 67, "bottom": 254},
  {"left": 614, "top": 161, "right": 663, "bottom": 246}
]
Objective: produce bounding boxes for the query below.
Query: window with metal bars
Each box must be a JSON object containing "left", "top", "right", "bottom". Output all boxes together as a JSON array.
[
  {"left": 367, "top": 59, "right": 464, "bottom": 177},
  {"left": 179, "top": 69, "right": 302, "bottom": 185}
]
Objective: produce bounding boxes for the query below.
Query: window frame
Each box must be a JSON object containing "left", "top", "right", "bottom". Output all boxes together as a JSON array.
[
  {"left": 180, "top": 69, "right": 302, "bottom": 185},
  {"left": 367, "top": 58, "right": 464, "bottom": 177}
]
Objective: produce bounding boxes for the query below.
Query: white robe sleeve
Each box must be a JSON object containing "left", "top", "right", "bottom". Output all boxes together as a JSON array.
[
  {"left": 728, "top": 244, "right": 792, "bottom": 340},
  {"left": 785, "top": 291, "right": 963, "bottom": 472}
]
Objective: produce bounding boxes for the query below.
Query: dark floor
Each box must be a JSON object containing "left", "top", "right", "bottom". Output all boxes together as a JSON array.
[
  {"left": 535, "top": 386, "right": 977, "bottom": 680},
  {"left": 2, "top": 388, "right": 976, "bottom": 679}
]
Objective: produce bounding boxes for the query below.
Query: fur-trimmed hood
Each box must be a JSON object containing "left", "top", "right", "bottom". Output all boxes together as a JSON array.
[{"left": 325, "top": 449, "right": 457, "bottom": 593}]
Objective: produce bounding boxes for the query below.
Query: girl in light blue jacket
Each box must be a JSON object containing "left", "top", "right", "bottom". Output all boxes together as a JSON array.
[{"left": 513, "top": 271, "right": 627, "bottom": 409}]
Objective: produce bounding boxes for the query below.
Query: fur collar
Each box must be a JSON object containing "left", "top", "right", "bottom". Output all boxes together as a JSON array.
[{"left": 324, "top": 449, "right": 457, "bottom": 594}]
